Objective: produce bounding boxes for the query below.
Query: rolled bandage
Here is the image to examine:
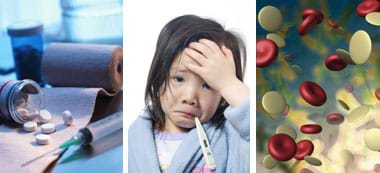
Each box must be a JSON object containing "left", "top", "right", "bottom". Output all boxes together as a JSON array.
[{"left": 42, "top": 43, "right": 123, "bottom": 94}]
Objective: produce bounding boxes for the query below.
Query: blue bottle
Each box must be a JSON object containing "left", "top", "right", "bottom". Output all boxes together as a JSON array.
[{"left": 7, "top": 21, "right": 45, "bottom": 86}]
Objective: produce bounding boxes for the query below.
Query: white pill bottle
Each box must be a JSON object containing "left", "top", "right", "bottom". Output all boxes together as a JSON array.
[{"left": 0, "top": 79, "right": 44, "bottom": 126}]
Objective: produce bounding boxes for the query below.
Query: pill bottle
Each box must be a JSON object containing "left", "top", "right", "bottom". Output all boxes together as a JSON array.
[
  {"left": 7, "top": 21, "right": 45, "bottom": 86},
  {"left": 0, "top": 79, "right": 44, "bottom": 126}
]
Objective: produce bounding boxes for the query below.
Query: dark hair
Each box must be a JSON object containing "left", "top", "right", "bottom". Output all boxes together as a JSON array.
[{"left": 145, "top": 15, "right": 246, "bottom": 130}]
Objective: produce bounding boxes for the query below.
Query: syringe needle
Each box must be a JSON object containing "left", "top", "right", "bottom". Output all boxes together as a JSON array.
[{"left": 21, "top": 147, "right": 61, "bottom": 167}]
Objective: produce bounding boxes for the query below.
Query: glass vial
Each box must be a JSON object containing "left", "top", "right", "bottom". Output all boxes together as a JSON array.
[{"left": 0, "top": 79, "right": 44, "bottom": 126}]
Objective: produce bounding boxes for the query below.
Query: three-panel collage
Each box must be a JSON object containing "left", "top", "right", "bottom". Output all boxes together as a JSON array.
[{"left": 0, "top": 0, "right": 252, "bottom": 172}]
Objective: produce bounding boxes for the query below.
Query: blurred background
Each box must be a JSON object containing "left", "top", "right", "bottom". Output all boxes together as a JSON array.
[
  {"left": 257, "top": 0, "right": 380, "bottom": 172},
  {"left": 0, "top": 0, "right": 123, "bottom": 80}
]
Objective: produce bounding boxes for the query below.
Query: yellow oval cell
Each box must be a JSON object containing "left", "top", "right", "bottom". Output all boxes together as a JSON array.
[
  {"left": 304, "top": 156, "right": 322, "bottom": 166},
  {"left": 347, "top": 105, "right": 370, "bottom": 122},
  {"left": 263, "top": 155, "right": 277, "bottom": 169},
  {"left": 258, "top": 6, "right": 283, "bottom": 32},
  {"left": 262, "top": 91, "right": 286, "bottom": 115},
  {"left": 366, "top": 12, "right": 380, "bottom": 26},
  {"left": 276, "top": 124, "right": 297, "bottom": 139},
  {"left": 336, "top": 48, "right": 355, "bottom": 65},
  {"left": 349, "top": 30, "right": 372, "bottom": 65},
  {"left": 266, "top": 33, "right": 285, "bottom": 47},
  {"left": 364, "top": 128, "right": 380, "bottom": 151}
]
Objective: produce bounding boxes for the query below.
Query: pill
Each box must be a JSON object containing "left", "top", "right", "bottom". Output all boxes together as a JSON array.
[
  {"left": 366, "top": 12, "right": 380, "bottom": 26},
  {"left": 23, "top": 121, "right": 37, "bottom": 132},
  {"left": 300, "top": 124, "right": 322, "bottom": 134},
  {"left": 300, "top": 168, "right": 314, "bottom": 173},
  {"left": 262, "top": 91, "right": 286, "bottom": 115},
  {"left": 276, "top": 124, "right": 297, "bottom": 139},
  {"left": 375, "top": 88, "right": 380, "bottom": 100},
  {"left": 36, "top": 134, "right": 51, "bottom": 145},
  {"left": 347, "top": 105, "right": 369, "bottom": 122},
  {"left": 62, "top": 110, "right": 74, "bottom": 126},
  {"left": 263, "top": 155, "right": 277, "bottom": 169},
  {"left": 39, "top": 109, "right": 52, "bottom": 123},
  {"left": 356, "top": 0, "right": 380, "bottom": 17},
  {"left": 257, "top": 39, "right": 278, "bottom": 67},
  {"left": 349, "top": 30, "right": 372, "bottom": 65},
  {"left": 304, "top": 156, "right": 322, "bottom": 166},
  {"left": 336, "top": 48, "right": 355, "bottom": 65},
  {"left": 267, "top": 134, "right": 296, "bottom": 161},
  {"left": 266, "top": 33, "right": 285, "bottom": 47},
  {"left": 326, "top": 113, "right": 345, "bottom": 125},
  {"left": 325, "top": 54, "right": 347, "bottom": 71},
  {"left": 364, "top": 128, "right": 380, "bottom": 151},
  {"left": 40, "top": 123, "right": 55, "bottom": 134},
  {"left": 258, "top": 6, "right": 283, "bottom": 32},
  {"left": 299, "top": 81, "right": 327, "bottom": 106},
  {"left": 295, "top": 140, "right": 314, "bottom": 160},
  {"left": 337, "top": 99, "right": 350, "bottom": 111}
]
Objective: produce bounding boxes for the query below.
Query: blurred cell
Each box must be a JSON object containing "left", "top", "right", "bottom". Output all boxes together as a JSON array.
[
  {"left": 326, "top": 113, "right": 345, "bottom": 125},
  {"left": 356, "top": 0, "right": 380, "bottom": 17},
  {"left": 347, "top": 105, "right": 370, "bottom": 122},
  {"left": 266, "top": 33, "right": 285, "bottom": 47},
  {"left": 336, "top": 49, "right": 355, "bottom": 65},
  {"left": 276, "top": 124, "right": 297, "bottom": 139},
  {"left": 364, "top": 128, "right": 380, "bottom": 151},
  {"left": 304, "top": 156, "right": 322, "bottom": 166},
  {"left": 375, "top": 88, "right": 380, "bottom": 100},
  {"left": 263, "top": 155, "right": 278, "bottom": 169}
]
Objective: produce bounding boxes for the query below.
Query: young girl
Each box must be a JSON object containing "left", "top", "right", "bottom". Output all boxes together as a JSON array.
[{"left": 129, "top": 15, "right": 250, "bottom": 173}]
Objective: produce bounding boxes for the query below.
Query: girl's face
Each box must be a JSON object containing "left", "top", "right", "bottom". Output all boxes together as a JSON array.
[{"left": 159, "top": 52, "right": 222, "bottom": 133}]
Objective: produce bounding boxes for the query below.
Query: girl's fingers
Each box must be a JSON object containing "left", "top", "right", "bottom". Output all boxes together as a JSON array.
[
  {"left": 189, "top": 42, "right": 213, "bottom": 57},
  {"left": 199, "top": 39, "right": 223, "bottom": 55},
  {"left": 184, "top": 48, "right": 208, "bottom": 66},
  {"left": 222, "top": 45, "right": 234, "bottom": 60},
  {"left": 184, "top": 62, "right": 203, "bottom": 75}
]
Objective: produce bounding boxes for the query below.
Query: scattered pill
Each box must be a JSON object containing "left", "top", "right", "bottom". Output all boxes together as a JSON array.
[
  {"left": 257, "top": 39, "right": 278, "bottom": 67},
  {"left": 276, "top": 124, "right": 297, "bottom": 139},
  {"left": 364, "top": 128, "right": 380, "bottom": 151},
  {"left": 40, "top": 123, "right": 55, "bottom": 134},
  {"left": 263, "top": 155, "right": 277, "bottom": 169},
  {"left": 36, "top": 134, "right": 51, "bottom": 145},
  {"left": 62, "top": 110, "right": 74, "bottom": 126},
  {"left": 304, "top": 156, "right": 322, "bottom": 166},
  {"left": 356, "top": 0, "right": 380, "bottom": 17},
  {"left": 267, "top": 134, "right": 297, "bottom": 161},
  {"left": 349, "top": 30, "right": 372, "bottom": 65},
  {"left": 258, "top": 6, "right": 283, "bottom": 32},
  {"left": 300, "top": 124, "right": 322, "bottom": 134},
  {"left": 336, "top": 48, "right": 355, "bottom": 65},
  {"left": 347, "top": 105, "right": 370, "bottom": 122},
  {"left": 337, "top": 99, "right": 350, "bottom": 111},
  {"left": 266, "top": 33, "right": 285, "bottom": 47},
  {"left": 23, "top": 121, "right": 37, "bottom": 132},
  {"left": 262, "top": 91, "right": 287, "bottom": 115},
  {"left": 366, "top": 12, "right": 380, "bottom": 26},
  {"left": 299, "top": 81, "right": 327, "bottom": 106},
  {"left": 325, "top": 54, "right": 347, "bottom": 71},
  {"left": 326, "top": 113, "right": 345, "bottom": 125},
  {"left": 295, "top": 140, "right": 314, "bottom": 160},
  {"left": 39, "top": 109, "right": 52, "bottom": 123}
]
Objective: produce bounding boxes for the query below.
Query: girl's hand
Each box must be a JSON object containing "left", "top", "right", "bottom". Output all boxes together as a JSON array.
[{"left": 184, "top": 39, "right": 249, "bottom": 107}]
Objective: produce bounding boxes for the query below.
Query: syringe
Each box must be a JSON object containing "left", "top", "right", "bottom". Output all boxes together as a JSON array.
[{"left": 21, "top": 111, "right": 123, "bottom": 167}]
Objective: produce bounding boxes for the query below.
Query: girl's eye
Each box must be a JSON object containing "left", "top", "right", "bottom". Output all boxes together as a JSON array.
[
  {"left": 174, "top": 76, "right": 184, "bottom": 82},
  {"left": 202, "top": 83, "right": 211, "bottom": 89}
]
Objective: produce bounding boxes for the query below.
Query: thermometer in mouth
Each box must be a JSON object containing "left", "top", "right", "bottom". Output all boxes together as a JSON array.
[{"left": 194, "top": 117, "right": 216, "bottom": 170}]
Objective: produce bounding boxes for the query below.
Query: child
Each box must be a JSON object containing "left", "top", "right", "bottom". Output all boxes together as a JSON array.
[{"left": 129, "top": 15, "right": 250, "bottom": 173}]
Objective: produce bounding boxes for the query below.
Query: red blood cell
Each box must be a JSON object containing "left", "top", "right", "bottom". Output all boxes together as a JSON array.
[
  {"left": 256, "top": 39, "right": 278, "bottom": 67},
  {"left": 326, "top": 113, "right": 345, "bottom": 125},
  {"left": 295, "top": 140, "right": 314, "bottom": 160},
  {"left": 298, "top": 9, "right": 324, "bottom": 36},
  {"left": 267, "top": 134, "right": 297, "bottom": 161},
  {"left": 299, "top": 81, "right": 327, "bottom": 106},
  {"left": 300, "top": 168, "right": 314, "bottom": 173},
  {"left": 325, "top": 54, "right": 347, "bottom": 71},
  {"left": 374, "top": 163, "right": 380, "bottom": 172},
  {"left": 300, "top": 124, "right": 322, "bottom": 134},
  {"left": 356, "top": 0, "right": 380, "bottom": 17},
  {"left": 375, "top": 88, "right": 380, "bottom": 100}
]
